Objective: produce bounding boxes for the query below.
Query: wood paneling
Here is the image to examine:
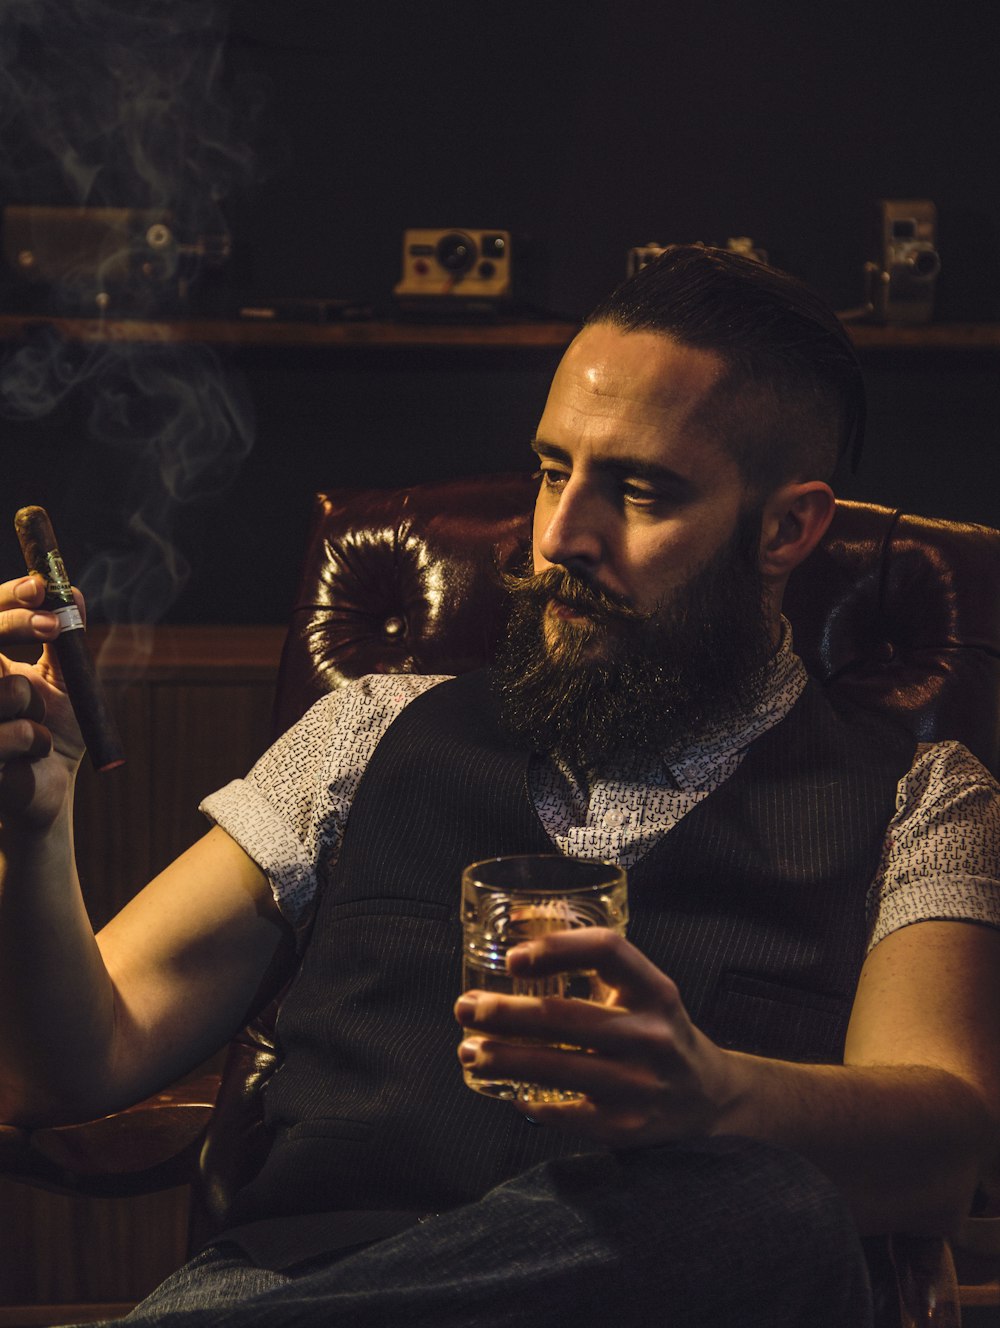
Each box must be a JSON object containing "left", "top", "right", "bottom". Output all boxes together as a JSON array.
[
  {"left": 147, "top": 681, "right": 277, "bottom": 877},
  {"left": 0, "top": 1186, "right": 189, "bottom": 1306},
  {"left": 72, "top": 684, "right": 153, "bottom": 933}
]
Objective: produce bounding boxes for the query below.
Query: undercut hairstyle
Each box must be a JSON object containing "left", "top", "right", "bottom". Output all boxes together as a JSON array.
[{"left": 585, "top": 245, "right": 865, "bottom": 494}]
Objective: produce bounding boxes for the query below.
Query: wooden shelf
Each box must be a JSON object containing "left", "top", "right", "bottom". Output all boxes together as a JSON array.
[
  {"left": 846, "top": 322, "right": 1000, "bottom": 349},
  {"left": 0, "top": 313, "right": 997, "bottom": 352},
  {"left": 0, "top": 314, "right": 580, "bottom": 350}
]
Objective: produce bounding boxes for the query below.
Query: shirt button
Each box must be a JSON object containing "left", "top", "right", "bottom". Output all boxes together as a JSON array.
[{"left": 602, "top": 809, "right": 626, "bottom": 830}]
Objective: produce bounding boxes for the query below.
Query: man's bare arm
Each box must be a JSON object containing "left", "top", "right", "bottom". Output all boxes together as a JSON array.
[
  {"left": 1, "top": 817, "right": 291, "bottom": 1128},
  {"left": 0, "top": 574, "right": 291, "bottom": 1126},
  {"left": 722, "top": 920, "right": 999, "bottom": 1233},
  {"left": 455, "top": 920, "right": 1000, "bottom": 1235}
]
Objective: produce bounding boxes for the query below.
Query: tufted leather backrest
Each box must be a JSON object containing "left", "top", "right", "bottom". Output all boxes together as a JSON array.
[
  {"left": 272, "top": 474, "right": 537, "bottom": 736},
  {"left": 195, "top": 473, "right": 1000, "bottom": 1240},
  {"left": 275, "top": 472, "right": 1000, "bottom": 771}
]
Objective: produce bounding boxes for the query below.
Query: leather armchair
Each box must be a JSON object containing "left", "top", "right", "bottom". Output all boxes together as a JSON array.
[
  {"left": 275, "top": 474, "right": 1000, "bottom": 767},
  {"left": 3, "top": 474, "right": 1000, "bottom": 1325}
]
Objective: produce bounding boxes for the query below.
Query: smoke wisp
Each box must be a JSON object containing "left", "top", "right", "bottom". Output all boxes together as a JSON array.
[{"left": 0, "top": 0, "right": 264, "bottom": 634}]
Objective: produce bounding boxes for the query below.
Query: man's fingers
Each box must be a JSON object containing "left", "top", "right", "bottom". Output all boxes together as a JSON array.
[
  {"left": 0, "top": 666, "right": 52, "bottom": 757},
  {"left": 11, "top": 575, "right": 44, "bottom": 608},
  {"left": 0, "top": 575, "right": 85, "bottom": 640},
  {"left": 0, "top": 672, "right": 46, "bottom": 724},
  {"left": 457, "top": 990, "right": 683, "bottom": 1068},
  {"left": 460, "top": 1033, "right": 660, "bottom": 1105},
  {"left": 506, "top": 928, "right": 680, "bottom": 1008},
  {"left": 0, "top": 716, "right": 53, "bottom": 761},
  {"left": 459, "top": 987, "right": 624, "bottom": 1039},
  {"left": 0, "top": 576, "right": 61, "bottom": 643}
]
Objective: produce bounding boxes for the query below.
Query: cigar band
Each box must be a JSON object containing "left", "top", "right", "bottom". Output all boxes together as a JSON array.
[
  {"left": 40, "top": 550, "right": 74, "bottom": 606},
  {"left": 52, "top": 603, "right": 85, "bottom": 633}
]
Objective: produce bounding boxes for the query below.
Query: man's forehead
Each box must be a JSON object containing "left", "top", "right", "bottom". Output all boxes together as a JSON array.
[
  {"left": 539, "top": 324, "right": 733, "bottom": 473},
  {"left": 557, "top": 324, "right": 726, "bottom": 403}
]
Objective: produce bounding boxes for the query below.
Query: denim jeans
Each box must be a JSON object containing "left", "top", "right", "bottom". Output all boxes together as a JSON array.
[{"left": 75, "top": 1137, "right": 874, "bottom": 1327}]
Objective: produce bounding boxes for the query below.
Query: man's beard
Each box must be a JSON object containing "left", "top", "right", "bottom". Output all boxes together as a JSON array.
[{"left": 493, "top": 509, "right": 775, "bottom": 777}]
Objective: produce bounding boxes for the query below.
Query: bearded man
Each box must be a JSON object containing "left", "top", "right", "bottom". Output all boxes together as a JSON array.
[{"left": 1, "top": 246, "right": 998, "bottom": 1328}]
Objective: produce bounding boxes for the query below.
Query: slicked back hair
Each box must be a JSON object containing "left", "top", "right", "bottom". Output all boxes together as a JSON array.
[{"left": 585, "top": 245, "right": 865, "bottom": 494}]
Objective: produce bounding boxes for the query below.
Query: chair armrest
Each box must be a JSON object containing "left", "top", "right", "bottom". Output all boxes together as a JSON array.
[{"left": 0, "top": 1073, "right": 219, "bottom": 1198}]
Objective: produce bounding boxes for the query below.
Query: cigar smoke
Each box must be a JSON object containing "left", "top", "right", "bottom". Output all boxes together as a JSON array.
[
  {"left": 0, "top": 1, "right": 258, "bottom": 244},
  {"left": 0, "top": 1, "right": 262, "bottom": 641}
]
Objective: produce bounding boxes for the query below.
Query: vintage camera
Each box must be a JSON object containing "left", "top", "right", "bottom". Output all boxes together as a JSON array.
[
  {"left": 393, "top": 228, "right": 513, "bottom": 313},
  {"left": 864, "top": 200, "right": 940, "bottom": 323},
  {"left": 1, "top": 205, "right": 230, "bottom": 313}
]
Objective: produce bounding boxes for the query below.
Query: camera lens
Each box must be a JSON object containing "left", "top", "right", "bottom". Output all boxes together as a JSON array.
[
  {"left": 910, "top": 248, "right": 940, "bottom": 279},
  {"left": 435, "top": 232, "right": 477, "bottom": 274}
]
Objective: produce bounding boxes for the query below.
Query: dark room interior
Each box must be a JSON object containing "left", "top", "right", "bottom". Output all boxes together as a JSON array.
[
  {"left": 0, "top": 1, "right": 998, "bottom": 1321},
  {"left": 0, "top": 0, "right": 997, "bottom": 626}
]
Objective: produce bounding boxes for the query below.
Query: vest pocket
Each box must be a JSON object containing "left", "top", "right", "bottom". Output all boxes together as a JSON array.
[
  {"left": 288, "top": 1119, "right": 375, "bottom": 1142},
  {"left": 708, "top": 971, "right": 851, "bottom": 1063}
]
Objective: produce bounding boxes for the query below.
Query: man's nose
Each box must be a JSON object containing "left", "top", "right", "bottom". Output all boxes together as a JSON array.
[{"left": 534, "top": 481, "right": 604, "bottom": 572}]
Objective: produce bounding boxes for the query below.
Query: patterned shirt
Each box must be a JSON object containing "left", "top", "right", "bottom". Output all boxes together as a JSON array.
[{"left": 202, "top": 628, "right": 1000, "bottom": 951}]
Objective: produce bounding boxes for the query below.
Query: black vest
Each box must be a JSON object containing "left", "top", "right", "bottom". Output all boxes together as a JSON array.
[{"left": 228, "top": 670, "right": 914, "bottom": 1232}]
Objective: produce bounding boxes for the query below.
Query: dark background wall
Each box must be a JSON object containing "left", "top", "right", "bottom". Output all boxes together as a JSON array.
[
  {"left": 0, "top": 0, "right": 998, "bottom": 624},
  {"left": 228, "top": 0, "right": 1000, "bottom": 323}
]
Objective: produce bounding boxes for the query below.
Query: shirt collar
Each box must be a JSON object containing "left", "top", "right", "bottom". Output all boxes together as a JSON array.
[
  {"left": 665, "top": 618, "right": 806, "bottom": 790},
  {"left": 541, "top": 616, "right": 807, "bottom": 791},
  {"left": 555, "top": 618, "right": 807, "bottom": 796}
]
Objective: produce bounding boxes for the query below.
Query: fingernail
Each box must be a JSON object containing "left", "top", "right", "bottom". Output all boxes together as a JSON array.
[
  {"left": 507, "top": 943, "right": 534, "bottom": 968},
  {"left": 458, "top": 1038, "right": 482, "bottom": 1066},
  {"left": 30, "top": 613, "right": 59, "bottom": 635},
  {"left": 455, "top": 995, "right": 478, "bottom": 1023},
  {"left": 15, "top": 578, "right": 39, "bottom": 605}
]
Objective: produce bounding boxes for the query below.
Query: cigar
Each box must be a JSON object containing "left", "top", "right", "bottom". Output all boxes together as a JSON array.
[{"left": 13, "top": 506, "right": 125, "bottom": 772}]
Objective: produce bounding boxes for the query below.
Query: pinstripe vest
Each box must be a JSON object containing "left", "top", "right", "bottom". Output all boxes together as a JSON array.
[{"left": 228, "top": 669, "right": 914, "bottom": 1232}]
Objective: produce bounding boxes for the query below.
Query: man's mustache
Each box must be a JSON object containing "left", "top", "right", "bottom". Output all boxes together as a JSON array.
[{"left": 501, "top": 566, "right": 646, "bottom": 624}]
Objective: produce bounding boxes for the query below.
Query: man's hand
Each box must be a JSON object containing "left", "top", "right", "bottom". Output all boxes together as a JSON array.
[
  {"left": 0, "top": 574, "right": 85, "bottom": 828},
  {"left": 457, "top": 920, "right": 1000, "bottom": 1235},
  {"left": 455, "top": 928, "right": 741, "bottom": 1146}
]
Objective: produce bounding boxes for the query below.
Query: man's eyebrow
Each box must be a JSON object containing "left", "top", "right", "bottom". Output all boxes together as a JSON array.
[
  {"left": 530, "top": 439, "right": 572, "bottom": 465},
  {"left": 529, "top": 438, "right": 694, "bottom": 490}
]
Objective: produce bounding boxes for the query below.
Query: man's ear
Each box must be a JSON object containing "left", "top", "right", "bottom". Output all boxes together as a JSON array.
[{"left": 758, "top": 481, "right": 836, "bottom": 580}]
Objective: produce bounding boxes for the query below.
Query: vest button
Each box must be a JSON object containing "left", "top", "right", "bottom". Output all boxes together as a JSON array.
[{"left": 383, "top": 616, "right": 406, "bottom": 640}]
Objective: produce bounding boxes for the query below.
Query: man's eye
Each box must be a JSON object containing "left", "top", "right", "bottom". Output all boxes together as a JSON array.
[
  {"left": 622, "top": 484, "right": 661, "bottom": 507},
  {"left": 533, "top": 467, "right": 568, "bottom": 491}
]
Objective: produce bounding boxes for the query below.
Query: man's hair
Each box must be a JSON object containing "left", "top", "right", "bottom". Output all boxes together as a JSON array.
[{"left": 585, "top": 244, "right": 865, "bottom": 493}]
